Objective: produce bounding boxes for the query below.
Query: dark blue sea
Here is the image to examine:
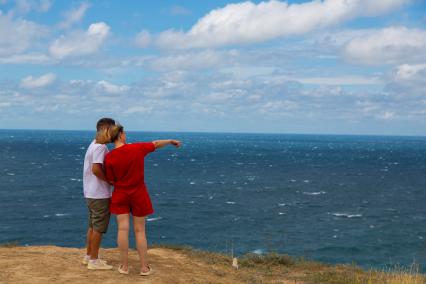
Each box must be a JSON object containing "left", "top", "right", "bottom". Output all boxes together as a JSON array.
[{"left": 1, "top": 130, "right": 426, "bottom": 270}]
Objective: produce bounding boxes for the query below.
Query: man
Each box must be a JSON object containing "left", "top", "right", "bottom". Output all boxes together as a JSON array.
[{"left": 82, "top": 118, "right": 115, "bottom": 270}]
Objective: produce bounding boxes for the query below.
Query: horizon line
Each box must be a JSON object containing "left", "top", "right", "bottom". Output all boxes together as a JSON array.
[{"left": 0, "top": 128, "right": 425, "bottom": 138}]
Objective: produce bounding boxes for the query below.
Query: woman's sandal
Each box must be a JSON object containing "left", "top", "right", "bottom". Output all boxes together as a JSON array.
[
  {"left": 118, "top": 265, "right": 129, "bottom": 275},
  {"left": 140, "top": 265, "right": 153, "bottom": 276}
]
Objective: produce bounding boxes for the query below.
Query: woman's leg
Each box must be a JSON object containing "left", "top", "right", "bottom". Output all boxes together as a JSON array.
[
  {"left": 116, "top": 214, "right": 130, "bottom": 270},
  {"left": 133, "top": 216, "right": 149, "bottom": 272}
]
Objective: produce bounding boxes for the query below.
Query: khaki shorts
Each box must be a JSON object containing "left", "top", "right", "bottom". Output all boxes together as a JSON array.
[{"left": 87, "top": 198, "right": 111, "bottom": 234}]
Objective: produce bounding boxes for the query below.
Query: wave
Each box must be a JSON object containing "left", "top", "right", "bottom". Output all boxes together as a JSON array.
[
  {"left": 147, "top": 217, "right": 162, "bottom": 222},
  {"left": 303, "top": 191, "right": 326, "bottom": 195},
  {"left": 332, "top": 213, "right": 362, "bottom": 218}
]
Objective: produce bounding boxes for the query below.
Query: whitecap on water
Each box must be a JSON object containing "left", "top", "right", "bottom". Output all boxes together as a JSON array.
[
  {"left": 7, "top": 173, "right": 15, "bottom": 176},
  {"left": 147, "top": 217, "right": 162, "bottom": 222},
  {"left": 278, "top": 203, "right": 287, "bottom": 207},
  {"left": 303, "top": 180, "right": 310, "bottom": 183},
  {"left": 55, "top": 213, "right": 69, "bottom": 217},
  {"left": 43, "top": 215, "right": 50, "bottom": 218},
  {"left": 278, "top": 212, "right": 285, "bottom": 215},
  {"left": 190, "top": 158, "right": 196, "bottom": 162},
  {"left": 252, "top": 249, "right": 264, "bottom": 255},
  {"left": 226, "top": 201, "right": 236, "bottom": 205},
  {"left": 332, "top": 213, "right": 362, "bottom": 218},
  {"left": 189, "top": 181, "right": 195, "bottom": 185},
  {"left": 303, "top": 191, "right": 326, "bottom": 195}
]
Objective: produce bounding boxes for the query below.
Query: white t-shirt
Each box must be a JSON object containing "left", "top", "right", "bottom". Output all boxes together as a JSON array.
[{"left": 83, "top": 140, "right": 112, "bottom": 199}]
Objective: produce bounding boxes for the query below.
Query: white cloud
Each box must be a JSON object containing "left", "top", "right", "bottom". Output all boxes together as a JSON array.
[
  {"left": 124, "top": 106, "right": 153, "bottom": 114},
  {"left": 169, "top": 5, "right": 191, "bottom": 16},
  {"left": 393, "top": 64, "right": 426, "bottom": 81},
  {"left": 38, "top": 0, "right": 52, "bottom": 12},
  {"left": 49, "top": 22, "right": 110, "bottom": 59},
  {"left": 0, "top": 102, "right": 11, "bottom": 108},
  {"left": 59, "top": 2, "right": 90, "bottom": 29},
  {"left": 148, "top": 49, "right": 239, "bottom": 71},
  {"left": 0, "top": 52, "right": 50, "bottom": 64},
  {"left": 0, "top": 13, "right": 47, "bottom": 56},
  {"left": 344, "top": 27, "right": 426, "bottom": 65},
  {"left": 134, "top": 30, "right": 151, "bottom": 48},
  {"left": 156, "top": 0, "right": 408, "bottom": 49},
  {"left": 97, "top": 80, "right": 130, "bottom": 94},
  {"left": 386, "top": 63, "right": 426, "bottom": 95},
  {"left": 20, "top": 73, "right": 56, "bottom": 88},
  {"left": 12, "top": 0, "right": 52, "bottom": 14}
]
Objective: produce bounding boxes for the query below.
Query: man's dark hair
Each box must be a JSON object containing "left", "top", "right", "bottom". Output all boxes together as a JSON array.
[{"left": 96, "top": 118, "right": 115, "bottom": 131}]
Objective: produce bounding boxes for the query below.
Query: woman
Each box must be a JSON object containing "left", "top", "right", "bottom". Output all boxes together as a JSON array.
[{"left": 104, "top": 123, "right": 181, "bottom": 276}]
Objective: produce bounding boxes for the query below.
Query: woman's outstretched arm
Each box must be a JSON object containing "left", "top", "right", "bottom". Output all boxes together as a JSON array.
[{"left": 152, "top": 139, "right": 181, "bottom": 149}]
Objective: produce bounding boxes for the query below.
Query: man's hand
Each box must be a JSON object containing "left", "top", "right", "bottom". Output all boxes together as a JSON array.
[{"left": 92, "top": 163, "right": 108, "bottom": 182}]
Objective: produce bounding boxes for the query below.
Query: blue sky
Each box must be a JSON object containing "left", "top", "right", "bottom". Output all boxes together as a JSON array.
[{"left": 0, "top": 0, "right": 426, "bottom": 135}]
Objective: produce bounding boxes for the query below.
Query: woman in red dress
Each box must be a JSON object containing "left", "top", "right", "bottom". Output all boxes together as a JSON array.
[{"left": 104, "top": 123, "right": 181, "bottom": 276}]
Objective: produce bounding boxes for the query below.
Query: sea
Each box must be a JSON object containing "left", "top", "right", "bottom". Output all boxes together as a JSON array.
[{"left": 1, "top": 129, "right": 426, "bottom": 271}]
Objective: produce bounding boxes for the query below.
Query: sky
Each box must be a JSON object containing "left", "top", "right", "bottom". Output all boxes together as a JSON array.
[{"left": 0, "top": 0, "right": 425, "bottom": 135}]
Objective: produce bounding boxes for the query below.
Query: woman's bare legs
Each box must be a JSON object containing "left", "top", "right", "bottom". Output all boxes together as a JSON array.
[
  {"left": 133, "top": 216, "right": 150, "bottom": 273},
  {"left": 117, "top": 214, "right": 130, "bottom": 271}
]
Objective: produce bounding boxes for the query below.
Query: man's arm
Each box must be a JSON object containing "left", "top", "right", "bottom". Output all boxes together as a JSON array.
[
  {"left": 152, "top": 139, "right": 181, "bottom": 149},
  {"left": 92, "top": 163, "right": 108, "bottom": 182}
]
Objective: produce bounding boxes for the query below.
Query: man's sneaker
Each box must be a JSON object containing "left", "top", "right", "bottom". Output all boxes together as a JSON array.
[
  {"left": 83, "top": 256, "right": 108, "bottom": 265},
  {"left": 82, "top": 255, "right": 90, "bottom": 265},
  {"left": 87, "top": 259, "right": 113, "bottom": 270}
]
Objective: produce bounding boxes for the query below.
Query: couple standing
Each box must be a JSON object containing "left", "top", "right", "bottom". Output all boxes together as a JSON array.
[{"left": 82, "top": 118, "right": 181, "bottom": 276}]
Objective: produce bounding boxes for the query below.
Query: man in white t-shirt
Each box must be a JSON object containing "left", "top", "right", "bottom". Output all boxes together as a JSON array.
[{"left": 82, "top": 118, "right": 115, "bottom": 270}]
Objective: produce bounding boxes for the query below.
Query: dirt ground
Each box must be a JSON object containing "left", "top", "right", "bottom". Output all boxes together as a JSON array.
[{"left": 0, "top": 246, "right": 303, "bottom": 284}]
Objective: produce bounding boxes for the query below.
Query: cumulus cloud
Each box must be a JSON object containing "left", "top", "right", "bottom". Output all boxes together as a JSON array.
[
  {"left": 386, "top": 63, "right": 426, "bottom": 95},
  {"left": 134, "top": 30, "right": 151, "bottom": 48},
  {"left": 0, "top": 13, "right": 47, "bottom": 56},
  {"left": 0, "top": 52, "right": 50, "bottom": 64},
  {"left": 169, "top": 5, "right": 191, "bottom": 16},
  {"left": 124, "top": 106, "right": 153, "bottom": 114},
  {"left": 49, "top": 22, "right": 110, "bottom": 59},
  {"left": 59, "top": 2, "right": 90, "bottom": 29},
  {"left": 20, "top": 73, "right": 56, "bottom": 88},
  {"left": 11, "top": 0, "right": 53, "bottom": 14},
  {"left": 97, "top": 80, "right": 130, "bottom": 94},
  {"left": 343, "top": 27, "right": 426, "bottom": 65},
  {"left": 156, "top": 0, "right": 408, "bottom": 49}
]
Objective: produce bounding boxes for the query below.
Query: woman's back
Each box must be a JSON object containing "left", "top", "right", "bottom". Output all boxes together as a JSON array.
[{"left": 105, "top": 142, "right": 155, "bottom": 190}]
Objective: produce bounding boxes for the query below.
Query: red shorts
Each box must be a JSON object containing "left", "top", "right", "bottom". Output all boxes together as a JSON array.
[{"left": 110, "top": 187, "right": 154, "bottom": 217}]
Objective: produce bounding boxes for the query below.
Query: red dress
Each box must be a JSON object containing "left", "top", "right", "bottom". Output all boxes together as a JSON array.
[{"left": 105, "top": 142, "right": 156, "bottom": 217}]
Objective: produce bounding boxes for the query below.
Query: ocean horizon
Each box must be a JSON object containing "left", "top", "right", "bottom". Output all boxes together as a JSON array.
[{"left": 1, "top": 129, "right": 426, "bottom": 271}]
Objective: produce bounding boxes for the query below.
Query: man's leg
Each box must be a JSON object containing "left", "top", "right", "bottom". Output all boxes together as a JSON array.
[
  {"left": 86, "top": 227, "right": 93, "bottom": 256},
  {"left": 89, "top": 229, "right": 103, "bottom": 260}
]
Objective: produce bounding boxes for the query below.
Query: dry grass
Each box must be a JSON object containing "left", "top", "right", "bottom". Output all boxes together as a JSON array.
[
  {"left": 0, "top": 241, "right": 19, "bottom": 247},
  {"left": 1, "top": 243, "right": 425, "bottom": 283},
  {"left": 154, "top": 245, "right": 426, "bottom": 284}
]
